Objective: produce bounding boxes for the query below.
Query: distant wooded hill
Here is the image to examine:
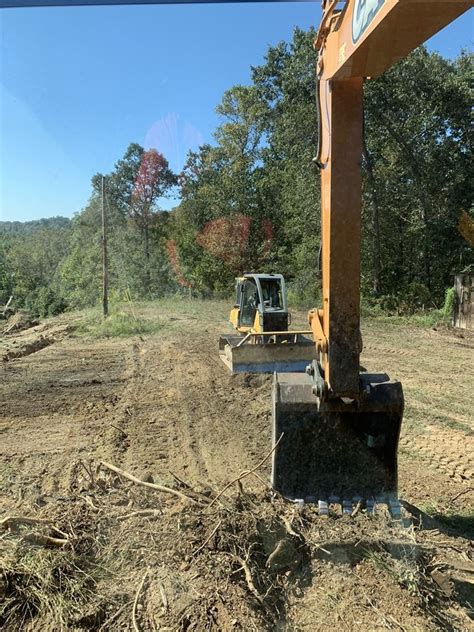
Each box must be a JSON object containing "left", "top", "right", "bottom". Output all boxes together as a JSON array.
[{"left": 0, "top": 217, "right": 72, "bottom": 235}]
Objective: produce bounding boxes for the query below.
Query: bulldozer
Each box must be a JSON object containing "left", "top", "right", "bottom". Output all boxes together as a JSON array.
[{"left": 219, "top": 273, "right": 317, "bottom": 373}]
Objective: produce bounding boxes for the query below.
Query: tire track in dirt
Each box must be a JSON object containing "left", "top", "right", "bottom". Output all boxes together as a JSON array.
[
  {"left": 399, "top": 425, "right": 474, "bottom": 484},
  {"left": 0, "top": 338, "right": 131, "bottom": 500},
  {"left": 117, "top": 332, "right": 271, "bottom": 488}
]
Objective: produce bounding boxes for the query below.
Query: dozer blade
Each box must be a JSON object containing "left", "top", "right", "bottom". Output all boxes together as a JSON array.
[
  {"left": 219, "top": 334, "right": 317, "bottom": 374},
  {"left": 271, "top": 372, "right": 403, "bottom": 502}
]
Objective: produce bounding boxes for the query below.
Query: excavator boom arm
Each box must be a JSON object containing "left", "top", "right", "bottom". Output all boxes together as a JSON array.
[{"left": 313, "top": 0, "right": 473, "bottom": 399}]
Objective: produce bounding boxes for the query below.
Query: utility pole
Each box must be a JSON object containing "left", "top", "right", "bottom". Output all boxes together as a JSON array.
[{"left": 101, "top": 175, "right": 109, "bottom": 318}]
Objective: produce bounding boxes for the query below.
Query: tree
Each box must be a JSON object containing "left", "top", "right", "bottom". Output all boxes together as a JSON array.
[{"left": 92, "top": 144, "right": 177, "bottom": 296}]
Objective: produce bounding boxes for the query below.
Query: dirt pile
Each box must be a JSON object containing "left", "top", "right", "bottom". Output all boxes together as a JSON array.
[
  {"left": 1, "top": 458, "right": 473, "bottom": 631},
  {"left": 1, "top": 311, "right": 39, "bottom": 336}
]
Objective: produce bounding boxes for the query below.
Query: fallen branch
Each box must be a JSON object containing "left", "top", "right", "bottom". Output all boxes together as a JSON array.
[
  {"left": 169, "top": 471, "right": 193, "bottom": 490},
  {"left": 132, "top": 568, "right": 149, "bottom": 632},
  {"left": 117, "top": 509, "right": 161, "bottom": 521},
  {"left": 1, "top": 516, "right": 52, "bottom": 531},
  {"left": 21, "top": 532, "right": 69, "bottom": 547},
  {"left": 1, "top": 515, "right": 68, "bottom": 540},
  {"left": 100, "top": 461, "right": 206, "bottom": 506},
  {"left": 208, "top": 433, "right": 284, "bottom": 508},
  {"left": 191, "top": 520, "right": 222, "bottom": 557},
  {"left": 110, "top": 423, "right": 128, "bottom": 437},
  {"left": 169, "top": 472, "right": 214, "bottom": 505},
  {"left": 158, "top": 580, "right": 168, "bottom": 611},
  {"left": 450, "top": 487, "right": 473, "bottom": 503}
]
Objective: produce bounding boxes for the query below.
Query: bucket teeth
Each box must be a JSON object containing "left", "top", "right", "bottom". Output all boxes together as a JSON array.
[
  {"left": 294, "top": 496, "right": 405, "bottom": 524},
  {"left": 388, "top": 499, "right": 402, "bottom": 520},
  {"left": 318, "top": 500, "right": 329, "bottom": 516},
  {"left": 271, "top": 372, "right": 404, "bottom": 501},
  {"left": 342, "top": 500, "right": 353, "bottom": 515}
]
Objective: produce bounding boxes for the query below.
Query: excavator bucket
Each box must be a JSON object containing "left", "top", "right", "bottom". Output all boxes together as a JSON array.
[
  {"left": 219, "top": 334, "right": 317, "bottom": 374},
  {"left": 271, "top": 372, "right": 403, "bottom": 505}
]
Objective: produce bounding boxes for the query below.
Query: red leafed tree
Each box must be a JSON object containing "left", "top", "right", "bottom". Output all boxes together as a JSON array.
[
  {"left": 196, "top": 215, "right": 251, "bottom": 273},
  {"left": 166, "top": 239, "right": 192, "bottom": 289},
  {"left": 132, "top": 150, "right": 174, "bottom": 252},
  {"left": 195, "top": 215, "right": 273, "bottom": 275},
  {"left": 130, "top": 149, "right": 175, "bottom": 290}
]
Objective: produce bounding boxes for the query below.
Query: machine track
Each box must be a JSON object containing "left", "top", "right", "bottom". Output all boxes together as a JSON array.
[{"left": 399, "top": 425, "right": 474, "bottom": 484}]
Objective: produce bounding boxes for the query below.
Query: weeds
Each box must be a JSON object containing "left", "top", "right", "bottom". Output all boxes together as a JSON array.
[
  {"left": 0, "top": 539, "right": 110, "bottom": 630},
  {"left": 76, "top": 308, "right": 163, "bottom": 338},
  {"left": 365, "top": 550, "right": 421, "bottom": 598}
]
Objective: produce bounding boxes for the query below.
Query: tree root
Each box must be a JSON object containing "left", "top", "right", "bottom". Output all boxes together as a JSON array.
[{"left": 100, "top": 461, "right": 209, "bottom": 506}]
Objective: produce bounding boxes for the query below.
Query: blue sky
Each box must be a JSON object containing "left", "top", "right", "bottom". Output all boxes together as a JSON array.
[{"left": 0, "top": 3, "right": 472, "bottom": 222}]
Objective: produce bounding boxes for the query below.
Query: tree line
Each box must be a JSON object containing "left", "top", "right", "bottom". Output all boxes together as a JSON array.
[{"left": 1, "top": 29, "right": 472, "bottom": 317}]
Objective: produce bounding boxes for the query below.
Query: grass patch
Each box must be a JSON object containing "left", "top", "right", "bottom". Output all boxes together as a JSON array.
[
  {"left": 76, "top": 307, "right": 164, "bottom": 338},
  {"left": 361, "top": 305, "right": 446, "bottom": 328},
  {"left": 0, "top": 504, "right": 118, "bottom": 630},
  {"left": 365, "top": 550, "right": 421, "bottom": 598},
  {"left": 1, "top": 547, "right": 103, "bottom": 628}
]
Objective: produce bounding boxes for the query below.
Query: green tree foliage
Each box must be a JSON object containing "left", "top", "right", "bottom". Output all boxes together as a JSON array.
[
  {"left": 0, "top": 219, "right": 71, "bottom": 315},
  {"left": 363, "top": 47, "right": 473, "bottom": 303},
  {"left": 91, "top": 144, "right": 176, "bottom": 294},
  {"left": 2, "top": 33, "right": 471, "bottom": 315},
  {"left": 59, "top": 145, "right": 177, "bottom": 308},
  {"left": 172, "top": 31, "right": 472, "bottom": 307}
]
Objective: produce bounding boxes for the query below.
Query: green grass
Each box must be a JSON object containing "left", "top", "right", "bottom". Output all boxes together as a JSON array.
[
  {"left": 76, "top": 307, "right": 163, "bottom": 338},
  {"left": 74, "top": 297, "right": 232, "bottom": 339},
  {"left": 360, "top": 304, "right": 446, "bottom": 328}
]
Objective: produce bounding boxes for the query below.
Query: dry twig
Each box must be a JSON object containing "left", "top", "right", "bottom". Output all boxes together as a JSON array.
[
  {"left": 100, "top": 461, "right": 206, "bottom": 506},
  {"left": 132, "top": 568, "right": 149, "bottom": 632},
  {"left": 110, "top": 423, "right": 127, "bottom": 437},
  {"left": 351, "top": 500, "right": 362, "bottom": 518},
  {"left": 1, "top": 516, "right": 52, "bottom": 530},
  {"left": 192, "top": 520, "right": 222, "bottom": 557},
  {"left": 450, "top": 487, "right": 473, "bottom": 503},
  {"left": 208, "top": 433, "right": 284, "bottom": 508},
  {"left": 158, "top": 580, "right": 168, "bottom": 611},
  {"left": 98, "top": 602, "right": 131, "bottom": 631},
  {"left": 169, "top": 471, "right": 193, "bottom": 490},
  {"left": 117, "top": 509, "right": 161, "bottom": 521},
  {"left": 21, "top": 532, "right": 69, "bottom": 547}
]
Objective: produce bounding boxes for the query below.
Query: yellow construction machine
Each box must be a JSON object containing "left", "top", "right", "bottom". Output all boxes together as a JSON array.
[
  {"left": 270, "top": 0, "right": 473, "bottom": 513},
  {"left": 219, "top": 273, "right": 317, "bottom": 373}
]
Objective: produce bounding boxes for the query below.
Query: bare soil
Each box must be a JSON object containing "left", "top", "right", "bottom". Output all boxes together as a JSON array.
[{"left": 0, "top": 300, "right": 473, "bottom": 631}]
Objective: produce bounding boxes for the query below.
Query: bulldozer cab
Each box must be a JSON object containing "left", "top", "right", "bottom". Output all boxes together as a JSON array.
[
  {"left": 221, "top": 273, "right": 316, "bottom": 373},
  {"left": 237, "top": 274, "right": 286, "bottom": 330}
]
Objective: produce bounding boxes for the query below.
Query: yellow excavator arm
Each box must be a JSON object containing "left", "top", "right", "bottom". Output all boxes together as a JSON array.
[
  {"left": 311, "top": 0, "right": 473, "bottom": 400},
  {"left": 271, "top": 0, "right": 473, "bottom": 506}
]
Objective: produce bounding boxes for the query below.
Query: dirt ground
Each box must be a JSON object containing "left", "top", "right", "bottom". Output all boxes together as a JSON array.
[{"left": 0, "top": 299, "right": 473, "bottom": 631}]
